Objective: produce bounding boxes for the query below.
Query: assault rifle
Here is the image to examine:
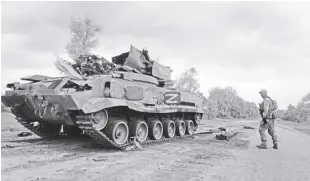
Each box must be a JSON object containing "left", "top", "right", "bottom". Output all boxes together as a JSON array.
[{"left": 258, "top": 103, "right": 267, "bottom": 124}]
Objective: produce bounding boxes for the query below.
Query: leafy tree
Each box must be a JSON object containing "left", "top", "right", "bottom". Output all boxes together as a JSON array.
[
  {"left": 54, "top": 16, "right": 101, "bottom": 74},
  {"left": 66, "top": 16, "right": 101, "bottom": 61},
  {"left": 175, "top": 67, "right": 200, "bottom": 93}
]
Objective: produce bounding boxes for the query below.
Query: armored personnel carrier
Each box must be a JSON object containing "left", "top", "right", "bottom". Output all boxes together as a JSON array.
[{"left": 1, "top": 45, "right": 204, "bottom": 149}]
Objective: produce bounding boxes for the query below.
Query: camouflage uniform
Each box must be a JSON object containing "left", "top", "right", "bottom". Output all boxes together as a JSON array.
[{"left": 258, "top": 97, "right": 278, "bottom": 149}]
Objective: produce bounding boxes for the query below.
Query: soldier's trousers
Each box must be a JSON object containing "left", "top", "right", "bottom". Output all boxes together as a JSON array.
[{"left": 259, "top": 119, "right": 278, "bottom": 145}]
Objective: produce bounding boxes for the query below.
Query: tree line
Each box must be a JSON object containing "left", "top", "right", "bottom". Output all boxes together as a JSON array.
[
  {"left": 278, "top": 93, "right": 310, "bottom": 123},
  {"left": 174, "top": 68, "right": 259, "bottom": 120},
  {"left": 175, "top": 67, "right": 310, "bottom": 122},
  {"left": 203, "top": 87, "right": 259, "bottom": 119}
]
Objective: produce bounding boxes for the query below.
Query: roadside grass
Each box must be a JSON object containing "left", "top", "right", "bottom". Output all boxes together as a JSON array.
[
  {"left": 278, "top": 119, "right": 310, "bottom": 135},
  {"left": 1, "top": 127, "right": 21, "bottom": 132},
  {"left": 1, "top": 112, "right": 25, "bottom": 132}
]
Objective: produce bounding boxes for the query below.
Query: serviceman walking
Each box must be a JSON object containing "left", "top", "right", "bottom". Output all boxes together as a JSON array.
[{"left": 257, "top": 89, "right": 278, "bottom": 149}]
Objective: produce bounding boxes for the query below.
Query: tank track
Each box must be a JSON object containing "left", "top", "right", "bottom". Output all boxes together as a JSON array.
[
  {"left": 76, "top": 115, "right": 195, "bottom": 150},
  {"left": 76, "top": 115, "right": 129, "bottom": 149},
  {"left": 10, "top": 105, "right": 57, "bottom": 139},
  {"left": 14, "top": 116, "right": 57, "bottom": 139}
]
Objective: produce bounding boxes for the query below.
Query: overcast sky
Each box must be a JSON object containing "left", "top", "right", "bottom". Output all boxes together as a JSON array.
[{"left": 1, "top": 1, "right": 310, "bottom": 109}]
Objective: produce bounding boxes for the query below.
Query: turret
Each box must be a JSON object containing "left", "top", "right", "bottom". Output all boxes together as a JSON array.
[{"left": 112, "top": 45, "right": 172, "bottom": 81}]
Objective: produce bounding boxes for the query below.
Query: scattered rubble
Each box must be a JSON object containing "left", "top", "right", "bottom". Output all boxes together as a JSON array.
[
  {"left": 196, "top": 125, "right": 242, "bottom": 141},
  {"left": 2, "top": 144, "right": 16, "bottom": 149}
]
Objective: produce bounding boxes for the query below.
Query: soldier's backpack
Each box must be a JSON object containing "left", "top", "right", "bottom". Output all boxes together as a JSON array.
[{"left": 268, "top": 96, "right": 278, "bottom": 111}]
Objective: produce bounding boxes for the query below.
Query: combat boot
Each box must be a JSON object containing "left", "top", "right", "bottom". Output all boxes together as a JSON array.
[
  {"left": 256, "top": 142, "right": 267, "bottom": 149},
  {"left": 273, "top": 144, "right": 278, "bottom": 149}
]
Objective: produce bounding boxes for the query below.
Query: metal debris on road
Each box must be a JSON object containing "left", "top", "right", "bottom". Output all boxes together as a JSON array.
[
  {"left": 196, "top": 131, "right": 214, "bottom": 135},
  {"left": 17, "top": 132, "right": 32, "bottom": 137},
  {"left": 243, "top": 126, "right": 255, "bottom": 129},
  {"left": 93, "top": 157, "right": 108, "bottom": 162},
  {"left": 215, "top": 131, "right": 239, "bottom": 141},
  {"left": 218, "top": 127, "right": 226, "bottom": 131}
]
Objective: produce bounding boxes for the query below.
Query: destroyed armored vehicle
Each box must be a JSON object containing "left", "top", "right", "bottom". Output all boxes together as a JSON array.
[{"left": 1, "top": 45, "right": 204, "bottom": 149}]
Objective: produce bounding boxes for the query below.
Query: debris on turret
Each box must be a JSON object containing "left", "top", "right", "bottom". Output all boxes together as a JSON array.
[
  {"left": 71, "top": 55, "right": 116, "bottom": 77},
  {"left": 58, "top": 45, "right": 174, "bottom": 83}
]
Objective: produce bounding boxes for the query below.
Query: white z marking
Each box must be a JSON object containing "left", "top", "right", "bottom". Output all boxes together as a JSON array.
[{"left": 165, "top": 93, "right": 179, "bottom": 104}]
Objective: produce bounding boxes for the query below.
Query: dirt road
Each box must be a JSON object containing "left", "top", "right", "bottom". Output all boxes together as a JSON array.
[{"left": 1, "top": 112, "right": 310, "bottom": 181}]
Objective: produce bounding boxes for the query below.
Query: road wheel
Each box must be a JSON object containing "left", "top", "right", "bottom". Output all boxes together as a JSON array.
[
  {"left": 107, "top": 120, "right": 129, "bottom": 145},
  {"left": 163, "top": 120, "right": 176, "bottom": 138},
  {"left": 175, "top": 120, "right": 186, "bottom": 136},
  {"left": 130, "top": 120, "right": 148, "bottom": 143},
  {"left": 91, "top": 109, "right": 109, "bottom": 131},
  {"left": 148, "top": 120, "right": 163, "bottom": 140},
  {"left": 185, "top": 120, "right": 195, "bottom": 135}
]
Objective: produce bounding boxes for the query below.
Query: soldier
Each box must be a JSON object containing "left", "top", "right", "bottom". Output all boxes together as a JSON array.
[{"left": 257, "top": 89, "right": 278, "bottom": 149}]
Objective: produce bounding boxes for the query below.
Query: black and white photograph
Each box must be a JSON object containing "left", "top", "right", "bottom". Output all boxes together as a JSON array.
[{"left": 1, "top": 1, "right": 310, "bottom": 181}]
